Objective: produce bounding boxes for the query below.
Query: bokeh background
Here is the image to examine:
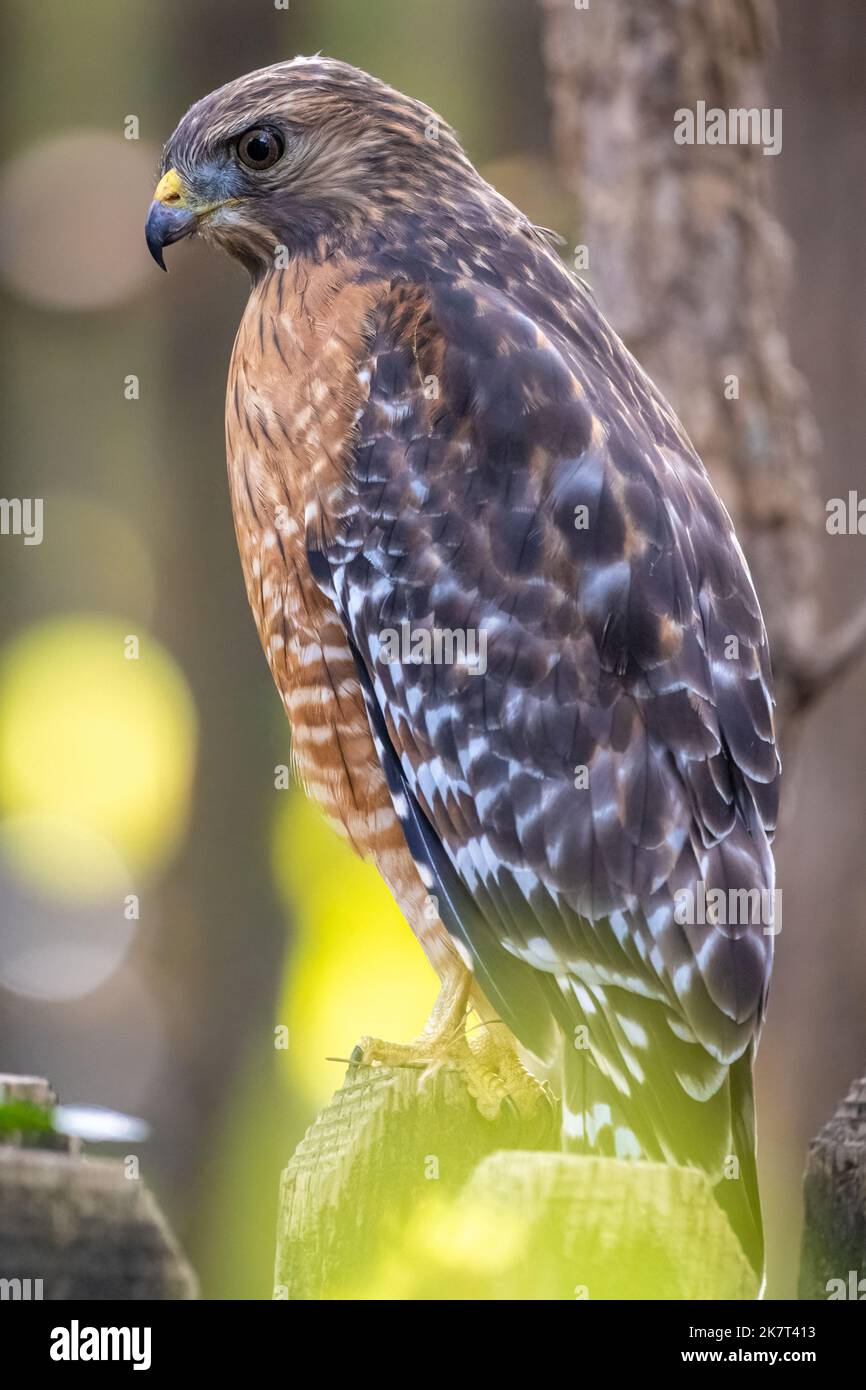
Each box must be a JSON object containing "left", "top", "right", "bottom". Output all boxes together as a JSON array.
[{"left": 0, "top": 0, "right": 863, "bottom": 1298}]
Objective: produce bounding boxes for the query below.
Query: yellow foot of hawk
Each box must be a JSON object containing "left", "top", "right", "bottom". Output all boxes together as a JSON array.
[{"left": 349, "top": 961, "right": 554, "bottom": 1130}]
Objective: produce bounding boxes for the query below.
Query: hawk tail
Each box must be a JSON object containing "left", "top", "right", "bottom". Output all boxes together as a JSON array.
[
  {"left": 561, "top": 1043, "right": 764, "bottom": 1281},
  {"left": 712, "top": 1050, "right": 764, "bottom": 1283}
]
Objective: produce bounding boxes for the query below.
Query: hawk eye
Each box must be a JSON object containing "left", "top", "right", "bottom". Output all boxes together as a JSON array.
[{"left": 237, "top": 127, "right": 284, "bottom": 170}]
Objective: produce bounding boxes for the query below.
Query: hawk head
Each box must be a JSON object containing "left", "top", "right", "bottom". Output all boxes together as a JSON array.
[{"left": 145, "top": 56, "right": 476, "bottom": 277}]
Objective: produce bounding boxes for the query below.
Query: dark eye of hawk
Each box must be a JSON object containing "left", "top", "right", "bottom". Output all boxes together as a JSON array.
[{"left": 236, "top": 127, "right": 284, "bottom": 170}]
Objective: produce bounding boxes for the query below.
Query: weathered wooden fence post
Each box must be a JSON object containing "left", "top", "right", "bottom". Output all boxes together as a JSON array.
[
  {"left": 0, "top": 1074, "right": 197, "bottom": 1300},
  {"left": 274, "top": 1064, "right": 757, "bottom": 1299},
  {"left": 799, "top": 1071, "right": 866, "bottom": 1300}
]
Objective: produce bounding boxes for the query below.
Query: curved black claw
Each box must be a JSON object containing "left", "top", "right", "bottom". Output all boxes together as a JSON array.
[
  {"left": 495, "top": 1083, "right": 559, "bottom": 1146},
  {"left": 530, "top": 1083, "right": 559, "bottom": 1148}
]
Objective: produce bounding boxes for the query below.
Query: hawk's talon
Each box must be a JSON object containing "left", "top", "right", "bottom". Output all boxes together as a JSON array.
[
  {"left": 348, "top": 967, "right": 551, "bottom": 1130},
  {"left": 500, "top": 1095, "right": 519, "bottom": 1124}
]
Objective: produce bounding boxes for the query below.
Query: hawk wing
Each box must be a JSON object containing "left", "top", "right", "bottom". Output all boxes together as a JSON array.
[{"left": 309, "top": 271, "right": 780, "bottom": 1196}]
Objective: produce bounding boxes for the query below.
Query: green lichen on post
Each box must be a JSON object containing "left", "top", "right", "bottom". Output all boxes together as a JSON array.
[{"left": 0, "top": 1101, "right": 54, "bottom": 1143}]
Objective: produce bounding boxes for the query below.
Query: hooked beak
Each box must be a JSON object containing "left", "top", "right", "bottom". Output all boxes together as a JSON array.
[{"left": 145, "top": 169, "right": 199, "bottom": 271}]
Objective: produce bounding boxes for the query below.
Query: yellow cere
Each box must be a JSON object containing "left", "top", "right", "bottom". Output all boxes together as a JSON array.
[{"left": 153, "top": 168, "right": 187, "bottom": 205}]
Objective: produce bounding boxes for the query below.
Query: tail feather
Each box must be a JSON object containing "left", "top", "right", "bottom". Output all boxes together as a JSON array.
[
  {"left": 562, "top": 1036, "right": 764, "bottom": 1280},
  {"left": 712, "top": 1050, "right": 764, "bottom": 1279}
]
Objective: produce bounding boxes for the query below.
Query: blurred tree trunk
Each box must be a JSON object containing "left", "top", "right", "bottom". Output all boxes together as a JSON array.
[
  {"left": 152, "top": 0, "right": 290, "bottom": 1284},
  {"left": 536, "top": 0, "right": 866, "bottom": 1300},
  {"left": 537, "top": 0, "right": 865, "bottom": 728}
]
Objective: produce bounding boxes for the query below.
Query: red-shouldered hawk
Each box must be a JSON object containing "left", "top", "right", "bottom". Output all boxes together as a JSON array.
[{"left": 147, "top": 57, "right": 780, "bottom": 1278}]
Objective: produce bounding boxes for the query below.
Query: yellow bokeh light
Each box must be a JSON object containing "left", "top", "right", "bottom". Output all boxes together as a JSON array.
[
  {"left": 0, "top": 811, "right": 129, "bottom": 907},
  {"left": 337, "top": 1194, "right": 530, "bottom": 1299},
  {"left": 272, "top": 791, "right": 437, "bottom": 1105},
  {"left": 0, "top": 813, "right": 137, "bottom": 999},
  {"left": 409, "top": 1195, "right": 528, "bottom": 1274},
  {"left": 0, "top": 616, "right": 197, "bottom": 881}
]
